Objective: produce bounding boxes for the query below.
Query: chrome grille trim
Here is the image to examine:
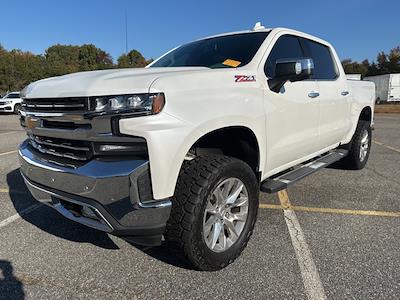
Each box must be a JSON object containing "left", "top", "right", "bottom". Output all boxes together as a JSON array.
[
  {"left": 28, "top": 134, "right": 92, "bottom": 162},
  {"left": 22, "top": 97, "right": 89, "bottom": 112},
  {"left": 32, "top": 135, "right": 90, "bottom": 152}
]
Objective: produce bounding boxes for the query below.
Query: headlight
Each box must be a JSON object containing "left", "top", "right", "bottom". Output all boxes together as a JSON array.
[
  {"left": 2, "top": 101, "right": 12, "bottom": 105},
  {"left": 92, "top": 93, "right": 165, "bottom": 115}
]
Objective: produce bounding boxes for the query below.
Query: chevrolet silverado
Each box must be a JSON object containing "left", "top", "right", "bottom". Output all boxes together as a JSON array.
[{"left": 18, "top": 23, "right": 375, "bottom": 270}]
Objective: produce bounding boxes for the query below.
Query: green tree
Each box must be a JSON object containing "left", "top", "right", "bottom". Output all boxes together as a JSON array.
[
  {"left": 44, "top": 44, "right": 114, "bottom": 76},
  {"left": 367, "top": 62, "right": 379, "bottom": 76},
  {"left": 78, "top": 44, "right": 113, "bottom": 71},
  {"left": 0, "top": 48, "right": 47, "bottom": 93},
  {"left": 376, "top": 51, "right": 389, "bottom": 74},
  {"left": 45, "top": 44, "right": 80, "bottom": 76},
  {"left": 388, "top": 47, "right": 400, "bottom": 73},
  {"left": 341, "top": 59, "right": 368, "bottom": 77},
  {"left": 117, "top": 49, "right": 147, "bottom": 68}
]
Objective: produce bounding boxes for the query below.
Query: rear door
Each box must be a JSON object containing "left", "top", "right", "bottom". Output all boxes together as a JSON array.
[
  {"left": 263, "top": 34, "right": 320, "bottom": 172},
  {"left": 299, "top": 38, "right": 350, "bottom": 148}
]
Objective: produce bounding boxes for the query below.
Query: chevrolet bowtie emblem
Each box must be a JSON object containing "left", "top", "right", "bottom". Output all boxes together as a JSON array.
[{"left": 26, "top": 116, "right": 40, "bottom": 129}]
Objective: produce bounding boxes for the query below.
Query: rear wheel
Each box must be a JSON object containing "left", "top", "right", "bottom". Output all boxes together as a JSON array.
[
  {"left": 165, "top": 154, "right": 259, "bottom": 271},
  {"left": 342, "top": 120, "right": 371, "bottom": 170}
]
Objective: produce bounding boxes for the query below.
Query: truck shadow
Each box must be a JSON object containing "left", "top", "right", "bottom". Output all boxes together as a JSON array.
[
  {"left": 0, "top": 260, "right": 24, "bottom": 300},
  {"left": 6, "top": 169, "right": 193, "bottom": 269},
  {"left": 134, "top": 243, "right": 194, "bottom": 270},
  {"left": 6, "top": 169, "right": 119, "bottom": 250}
]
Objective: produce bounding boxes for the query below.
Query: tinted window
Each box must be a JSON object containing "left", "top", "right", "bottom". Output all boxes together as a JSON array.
[
  {"left": 6, "top": 93, "right": 20, "bottom": 99},
  {"left": 300, "top": 38, "right": 337, "bottom": 80},
  {"left": 151, "top": 32, "right": 269, "bottom": 69},
  {"left": 265, "top": 35, "right": 304, "bottom": 78}
]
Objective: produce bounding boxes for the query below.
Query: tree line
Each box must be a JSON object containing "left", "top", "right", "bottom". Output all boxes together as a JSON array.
[
  {"left": 341, "top": 45, "right": 400, "bottom": 78},
  {"left": 0, "top": 43, "right": 152, "bottom": 94},
  {"left": 1, "top": 42, "right": 400, "bottom": 95}
]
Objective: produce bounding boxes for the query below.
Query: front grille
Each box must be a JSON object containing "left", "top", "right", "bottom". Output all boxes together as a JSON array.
[
  {"left": 42, "top": 120, "right": 92, "bottom": 130},
  {"left": 28, "top": 134, "right": 92, "bottom": 161},
  {"left": 23, "top": 97, "right": 89, "bottom": 112}
]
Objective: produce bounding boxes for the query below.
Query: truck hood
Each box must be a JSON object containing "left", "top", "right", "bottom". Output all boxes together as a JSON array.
[{"left": 22, "top": 67, "right": 210, "bottom": 98}]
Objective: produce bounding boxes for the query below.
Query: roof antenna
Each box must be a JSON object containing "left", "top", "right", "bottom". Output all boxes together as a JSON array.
[{"left": 253, "top": 21, "right": 265, "bottom": 31}]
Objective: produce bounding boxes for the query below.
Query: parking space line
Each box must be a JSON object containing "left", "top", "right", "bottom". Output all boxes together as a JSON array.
[
  {"left": 259, "top": 203, "right": 400, "bottom": 218},
  {"left": 0, "top": 203, "right": 42, "bottom": 229},
  {"left": 277, "top": 190, "right": 327, "bottom": 300},
  {"left": 0, "top": 131, "right": 17, "bottom": 136},
  {"left": 0, "top": 187, "right": 28, "bottom": 195},
  {"left": 373, "top": 140, "right": 400, "bottom": 154},
  {"left": 0, "top": 150, "right": 17, "bottom": 156}
]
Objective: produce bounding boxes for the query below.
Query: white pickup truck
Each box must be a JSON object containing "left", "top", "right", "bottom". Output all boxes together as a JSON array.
[{"left": 18, "top": 23, "right": 375, "bottom": 271}]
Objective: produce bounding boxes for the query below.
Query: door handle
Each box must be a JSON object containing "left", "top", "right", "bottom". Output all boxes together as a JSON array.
[
  {"left": 308, "top": 91, "right": 320, "bottom": 98},
  {"left": 341, "top": 91, "right": 349, "bottom": 96}
]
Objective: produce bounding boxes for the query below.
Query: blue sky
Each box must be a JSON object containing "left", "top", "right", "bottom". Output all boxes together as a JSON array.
[{"left": 0, "top": 0, "right": 399, "bottom": 63}]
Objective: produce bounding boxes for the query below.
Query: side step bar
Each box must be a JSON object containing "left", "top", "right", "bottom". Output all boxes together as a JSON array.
[{"left": 260, "top": 149, "right": 348, "bottom": 193}]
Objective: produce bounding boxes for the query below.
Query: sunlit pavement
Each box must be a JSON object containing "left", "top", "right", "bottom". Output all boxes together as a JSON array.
[{"left": 0, "top": 113, "right": 399, "bottom": 299}]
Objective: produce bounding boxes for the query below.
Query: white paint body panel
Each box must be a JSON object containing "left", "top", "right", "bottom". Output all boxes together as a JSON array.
[{"left": 22, "top": 28, "right": 375, "bottom": 199}]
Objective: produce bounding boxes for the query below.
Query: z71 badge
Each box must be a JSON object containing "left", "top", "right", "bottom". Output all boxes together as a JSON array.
[{"left": 234, "top": 75, "right": 256, "bottom": 82}]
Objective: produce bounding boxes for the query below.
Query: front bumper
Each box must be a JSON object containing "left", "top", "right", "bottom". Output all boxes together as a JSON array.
[
  {"left": 0, "top": 104, "right": 13, "bottom": 112},
  {"left": 19, "top": 140, "right": 171, "bottom": 246}
]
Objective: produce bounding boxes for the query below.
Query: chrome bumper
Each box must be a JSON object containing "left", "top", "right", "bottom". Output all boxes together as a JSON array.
[{"left": 19, "top": 140, "right": 171, "bottom": 246}]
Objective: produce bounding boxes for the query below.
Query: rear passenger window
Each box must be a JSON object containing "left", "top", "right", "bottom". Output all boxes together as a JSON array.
[
  {"left": 265, "top": 35, "right": 304, "bottom": 78},
  {"left": 300, "top": 38, "right": 338, "bottom": 80}
]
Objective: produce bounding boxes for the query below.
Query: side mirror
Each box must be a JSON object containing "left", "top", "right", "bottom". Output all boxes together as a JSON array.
[{"left": 268, "top": 58, "right": 314, "bottom": 93}]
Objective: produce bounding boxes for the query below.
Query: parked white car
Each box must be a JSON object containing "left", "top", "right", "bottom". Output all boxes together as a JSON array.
[
  {"left": 19, "top": 23, "right": 375, "bottom": 270},
  {"left": 0, "top": 92, "right": 22, "bottom": 114}
]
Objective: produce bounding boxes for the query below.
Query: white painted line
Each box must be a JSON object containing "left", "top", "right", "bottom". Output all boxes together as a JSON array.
[
  {"left": 0, "top": 150, "right": 17, "bottom": 156},
  {"left": 278, "top": 190, "right": 327, "bottom": 300},
  {"left": 0, "top": 203, "right": 42, "bottom": 229},
  {"left": 373, "top": 140, "right": 400, "bottom": 154},
  {"left": 0, "top": 131, "right": 17, "bottom": 136},
  {"left": 283, "top": 209, "right": 327, "bottom": 300}
]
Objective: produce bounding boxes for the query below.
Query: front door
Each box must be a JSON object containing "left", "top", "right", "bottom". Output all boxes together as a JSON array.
[{"left": 262, "top": 34, "right": 320, "bottom": 172}]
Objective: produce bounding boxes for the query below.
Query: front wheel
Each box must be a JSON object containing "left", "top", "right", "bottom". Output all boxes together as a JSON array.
[{"left": 165, "top": 155, "right": 259, "bottom": 271}]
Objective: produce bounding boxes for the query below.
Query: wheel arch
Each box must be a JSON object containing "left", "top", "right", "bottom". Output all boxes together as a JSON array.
[
  {"left": 359, "top": 106, "right": 372, "bottom": 124},
  {"left": 188, "top": 126, "right": 261, "bottom": 177},
  {"left": 342, "top": 105, "right": 373, "bottom": 146}
]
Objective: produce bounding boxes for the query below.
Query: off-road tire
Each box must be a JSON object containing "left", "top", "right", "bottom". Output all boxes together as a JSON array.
[
  {"left": 165, "top": 154, "right": 259, "bottom": 271},
  {"left": 342, "top": 120, "right": 371, "bottom": 170}
]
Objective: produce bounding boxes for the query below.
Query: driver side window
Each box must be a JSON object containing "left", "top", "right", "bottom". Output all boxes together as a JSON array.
[{"left": 264, "top": 35, "right": 304, "bottom": 78}]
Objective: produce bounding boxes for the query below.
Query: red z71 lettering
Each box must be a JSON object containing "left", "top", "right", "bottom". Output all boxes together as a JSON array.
[{"left": 234, "top": 75, "right": 256, "bottom": 82}]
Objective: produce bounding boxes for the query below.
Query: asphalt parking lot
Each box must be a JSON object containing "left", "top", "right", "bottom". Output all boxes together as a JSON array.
[{"left": 0, "top": 113, "right": 399, "bottom": 299}]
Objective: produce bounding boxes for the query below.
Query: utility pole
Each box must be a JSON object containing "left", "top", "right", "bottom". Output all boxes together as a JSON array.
[{"left": 125, "top": 10, "right": 128, "bottom": 54}]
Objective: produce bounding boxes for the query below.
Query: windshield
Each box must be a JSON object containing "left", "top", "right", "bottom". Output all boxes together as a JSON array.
[
  {"left": 150, "top": 32, "right": 269, "bottom": 69},
  {"left": 5, "top": 93, "right": 20, "bottom": 99}
]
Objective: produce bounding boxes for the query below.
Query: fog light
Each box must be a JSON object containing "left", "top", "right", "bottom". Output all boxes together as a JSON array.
[
  {"left": 99, "top": 144, "right": 131, "bottom": 152},
  {"left": 97, "top": 142, "right": 147, "bottom": 152}
]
